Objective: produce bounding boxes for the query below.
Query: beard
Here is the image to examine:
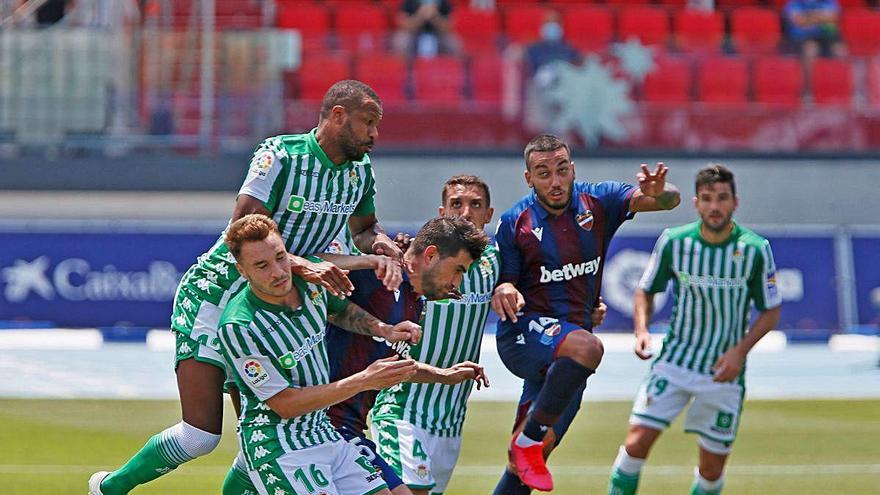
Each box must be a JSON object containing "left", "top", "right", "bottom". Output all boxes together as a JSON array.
[
  {"left": 418, "top": 265, "right": 454, "bottom": 301},
  {"left": 339, "top": 120, "right": 371, "bottom": 162},
  {"left": 701, "top": 212, "right": 733, "bottom": 232},
  {"left": 536, "top": 188, "right": 571, "bottom": 211}
]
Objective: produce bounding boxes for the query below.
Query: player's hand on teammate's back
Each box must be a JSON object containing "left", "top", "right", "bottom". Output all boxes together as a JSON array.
[
  {"left": 372, "top": 233, "right": 404, "bottom": 259},
  {"left": 442, "top": 361, "right": 490, "bottom": 389},
  {"left": 636, "top": 162, "right": 669, "bottom": 198},
  {"left": 591, "top": 297, "right": 608, "bottom": 328},
  {"left": 491, "top": 283, "right": 525, "bottom": 323},
  {"left": 712, "top": 347, "right": 745, "bottom": 382},
  {"left": 292, "top": 256, "right": 353, "bottom": 297},
  {"left": 383, "top": 320, "right": 422, "bottom": 345},
  {"left": 634, "top": 332, "right": 654, "bottom": 360},
  {"left": 371, "top": 254, "right": 403, "bottom": 291},
  {"left": 360, "top": 356, "right": 418, "bottom": 390}
]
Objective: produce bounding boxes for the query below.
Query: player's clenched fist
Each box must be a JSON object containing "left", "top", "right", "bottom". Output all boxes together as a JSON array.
[{"left": 491, "top": 282, "right": 525, "bottom": 323}]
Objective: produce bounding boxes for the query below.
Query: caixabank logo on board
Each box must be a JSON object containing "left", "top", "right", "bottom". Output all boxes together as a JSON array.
[{"left": 0, "top": 255, "right": 182, "bottom": 303}]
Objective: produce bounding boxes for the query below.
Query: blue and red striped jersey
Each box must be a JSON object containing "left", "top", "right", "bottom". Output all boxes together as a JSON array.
[
  {"left": 326, "top": 268, "right": 424, "bottom": 433},
  {"left": 495, "top": 181, "right": 635, "bottom": 328}
]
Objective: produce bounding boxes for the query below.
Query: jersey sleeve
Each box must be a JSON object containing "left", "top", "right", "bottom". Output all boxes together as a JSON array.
[
  {"left": 238, "top": 145, "right": 287, "bottom": 212},
  {"left": 217, "top": 323, "right": 292, "bottom": 401},
  {"left": 352, "top": 165, "right": 376, "bottom": 217},
  {"left": 749, "top": 239, "right": 782, "bottom": 311},
  {"left": 326, "top": 291, "right": 350, "bottom": 314},
  {"left": 495, "top": 216, "right": 521, "bottom": 284},
  {"left": 596, "top": 181, "right": 637, "bottom": 231},
  {"left": 638, "top": 229, "right": 674, "bottom": 294}
]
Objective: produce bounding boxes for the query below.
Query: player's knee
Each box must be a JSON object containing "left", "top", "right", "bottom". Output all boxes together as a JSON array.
[
  {"left": 697, "top": 464, "right": 724, "bottom": 482},
  {"left": 176, "top": 421, "right": 222, "bottom": 458},
  {"left": 559, "top": 331, "right": 603, "bottom": 368},
  {"left": 624, "top": 426, "right": 659, "bottom": 459}
]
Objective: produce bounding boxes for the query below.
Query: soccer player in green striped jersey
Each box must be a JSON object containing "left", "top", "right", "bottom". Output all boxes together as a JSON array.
[
  {"left": 217, "top": 214, "right": 419, "bottom": 495},
  {"left": 370, "top": 175, "right": 499, "bottom": 495},
  {"left": 608, "top": 165, "right": 782, "bottom": 495},
  {"left": 90, "top": 80, "right": 404, "bottom": 495}
]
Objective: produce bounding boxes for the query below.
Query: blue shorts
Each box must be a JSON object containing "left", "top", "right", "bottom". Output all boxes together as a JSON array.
[
  {"left": 497, "top": 314, "right": 589, "bottom": 444},
  {"left": 336, "top": 425, "right": 405, "bottom": 490}
]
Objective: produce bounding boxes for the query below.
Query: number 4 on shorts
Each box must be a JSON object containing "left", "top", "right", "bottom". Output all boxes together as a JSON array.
[{"left": 412, "top": 440, "right": 428, "bottom": 461}]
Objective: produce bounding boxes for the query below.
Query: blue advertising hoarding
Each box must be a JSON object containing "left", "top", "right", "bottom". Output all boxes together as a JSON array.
[{"left": 852, "top": 235, "right": 880, "bottom": 329}]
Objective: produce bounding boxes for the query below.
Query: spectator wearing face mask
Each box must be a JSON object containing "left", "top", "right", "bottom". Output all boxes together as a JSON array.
[{"left": 524, "top": 11, "right": 581, "bottom": 77}]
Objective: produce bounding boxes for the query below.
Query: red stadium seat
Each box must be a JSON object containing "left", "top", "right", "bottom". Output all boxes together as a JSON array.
[
  {"left": 642, "top": 56, "right": 692, "bottom": 103},
  {"left": 868, "top": 58, "right": 880, "bottom": 106},
  {"left": 335, "top": 3, "right": 391, "bottom": 52},
  {"left": 354, "top": 53, "right": 408, "bottom": 104},
  {"left": 730, "top": 7, "right": 781, "bottom": 55},
  {"left": 618, "top": 7, "right": 670, "bottom": 48},
  {"left": 674, "top": 9, "right": 724, "bottom": 53},
  {"left": 754, "top": 56, "right": 803, "bottom": 107},
  {"left": 697, "top": 57, "right": 749, "bottom": 104},
  {"left": 810, "top": 58, "right": 853, "bottom": 105},
  {"left": 470, "top": 54, "right": 504, "bottom": 104},
  {"left": 451, "top": 8, "right": 500, "bottom": 54},
  {"left": 563, "top": 6, "right": 613, "bottom": 52},
  {"left": 277, "top": 3, "right": 330, "bottom": 50},
  {"left": 296, "top": 53, "right": 351, "bottom": 101},
  {"left": 504, "top": 5, "right": 549, "bottom": 44},
  {"left": 842, "top": 9, "right": 880, "bottom": 56},
  {"left": 716, "top": 0, "right": 762, "bottom": 6},
  {"left": 413, "top": 57, "right": 466, "bottom": 104}
]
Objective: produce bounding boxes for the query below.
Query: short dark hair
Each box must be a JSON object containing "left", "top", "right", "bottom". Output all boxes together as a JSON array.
[
  {"left": 225, "top": 214, "right": 280, "bottom": 260},
  {"left": 523, "top": 134, "right": 570, "bottom": 169},
  {"left": 410, "top": 216, "right": 489, "bottom": 263},
  {"left": 441, "top": 174, "right": 491, "bottom": 207},
  {"left": 319, "top": 80, "right": 382, "bottom": 121},
  {"left": 695, "top": 163, "right": 736, "bottom": 197}
]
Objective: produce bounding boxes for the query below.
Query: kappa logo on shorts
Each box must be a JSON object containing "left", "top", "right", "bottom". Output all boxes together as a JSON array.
[{"left": 242, "top": 359, "right": 270, "bottom": 387}]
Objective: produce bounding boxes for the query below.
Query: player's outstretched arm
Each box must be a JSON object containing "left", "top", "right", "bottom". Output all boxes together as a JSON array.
[
  {"left": 266, "top": 356, "right": 418, "bottom": 418},
  {"left": 289, "top": 255, "right": 354, "bottom": 298},
  {"left": 349, "top": 214, "right": 402, "bottom": 259},
  {"left": 409, "top": 361, "right": 490, "bottom": 389},
  {"left": 318, "top": 253, "right": 403, "bottom": 291},
  {"left": 629, "top": 162, "right": 681, "bottom": 212},
  {"left": 328, "top": 302, "right": 422, "bottom": 344},
  {"left": 712, "top": 306, "right": 781, "bottom": 382},
  {"left": 633, "top": 288, "right": 655, "bottom": 360}
]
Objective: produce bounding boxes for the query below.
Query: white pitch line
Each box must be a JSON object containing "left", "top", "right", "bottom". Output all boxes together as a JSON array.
[{"left": 2, "top": 464, "right": 877, "bottom": 477}]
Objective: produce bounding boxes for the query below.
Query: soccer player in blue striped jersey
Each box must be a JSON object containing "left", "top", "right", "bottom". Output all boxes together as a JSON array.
[
  {"left": 320, "top": 216, "right": 491, "bottom": 494},
  {"left": 607, "top": 165, "right": 781, "bottom": 495},
  {"left": 491, "top": 134, "right": 681, "bottom": 493}
]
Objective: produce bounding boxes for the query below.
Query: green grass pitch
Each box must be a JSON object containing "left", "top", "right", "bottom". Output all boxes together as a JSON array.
[{"left": 1, "top": 399, "right": 877, "bottom": 494}]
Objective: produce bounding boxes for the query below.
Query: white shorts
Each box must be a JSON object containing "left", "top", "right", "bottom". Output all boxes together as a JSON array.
[
  {"left": 371, "top": 419, "right": 462, "bottom": 494},
  {"left": 629, "top": 362, "right": 744, "bottom": 454},
  {"left": 247, "top": 439, "right": 387, "bottom": 495}
]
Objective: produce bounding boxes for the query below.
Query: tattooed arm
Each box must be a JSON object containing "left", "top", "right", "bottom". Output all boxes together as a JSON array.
[{"left": 327, "top": 302, "right": 422, "bottom": 344}]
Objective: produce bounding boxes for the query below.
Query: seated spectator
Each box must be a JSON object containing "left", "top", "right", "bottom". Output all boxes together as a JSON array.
[
  {"left": 784, "top": 0, "right": 846, "bottom": 61},
  {"left": 394, "top": 0, "right": 460, "bottom": 59},
  {"left": 524, "top": 10, "right": 580, "bottom": 77}
]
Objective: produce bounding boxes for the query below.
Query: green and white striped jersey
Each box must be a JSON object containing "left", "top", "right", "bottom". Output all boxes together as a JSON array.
[
  {"left": 171, "top": 129, "right": 376, "bottom": 337},
  {"left": 640, "top": 221, "right": 781, "bottom": 376},
  {"left": 371, "top": 245, "right": 501, "bottom": 437},
  {"left": 217, "top": 277, "right": 349, "bottom": 470}
]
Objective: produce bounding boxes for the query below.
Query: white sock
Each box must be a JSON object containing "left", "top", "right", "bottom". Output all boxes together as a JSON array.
[
  {"left": 514, "top": 432, "right": 543, "bottom": 448},
  {"left": 175, "top": 421, "right": 222, "bottom": 459},
  {"left": 694, "top": 468, "right": 725, "bottom": 492},
  {"left": 613, "top": 445, "right": 646, "bottom": 476}
]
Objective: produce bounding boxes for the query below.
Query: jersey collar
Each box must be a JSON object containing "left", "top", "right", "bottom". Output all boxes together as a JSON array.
[{"left": 307, "top": 127, "right": 350, "bottom": 170}]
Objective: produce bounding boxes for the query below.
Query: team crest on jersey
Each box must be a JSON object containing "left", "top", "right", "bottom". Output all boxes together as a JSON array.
[
  {"left": 416, "top": 464, "right": 429, "bottom": 479},
  {"left": 576, "top": 210, "right": 594, "bottom": 231},
  {"left": 242, "top": 359, "right": 270, "bottom": 387},
  {"left": 249, "top": 151, "right": 274, "bottom": 180},
  {"left": 349, "top": 168, "right": 360, "bottom": 186},
  {"left": 309, "top": 289, "right": 321, "bottom": 302},
  {"left": 479, "top": 257, "right": 493, "bottom": 277}
]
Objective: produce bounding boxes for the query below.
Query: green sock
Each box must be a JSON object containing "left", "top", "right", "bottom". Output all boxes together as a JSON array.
[
  {"left": 222, "top": 462, "right": 258, "bottom": 495},
  {"left": 100, "top": 431, "right": 189, "bottom": 494},
  {"left": 690, "top": 478, "right": 723, "bottom": 495},
  {"left": 608, "top": 469, "right": 640, "bottom": 495}
]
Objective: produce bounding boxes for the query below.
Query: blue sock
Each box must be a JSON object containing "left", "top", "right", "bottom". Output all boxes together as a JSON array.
[
  {"left": 522, "top": 357, "right": 594, "bottom": 442},
  {"left": 493, "top": 469, "right": 532, "bottom": 495}
]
